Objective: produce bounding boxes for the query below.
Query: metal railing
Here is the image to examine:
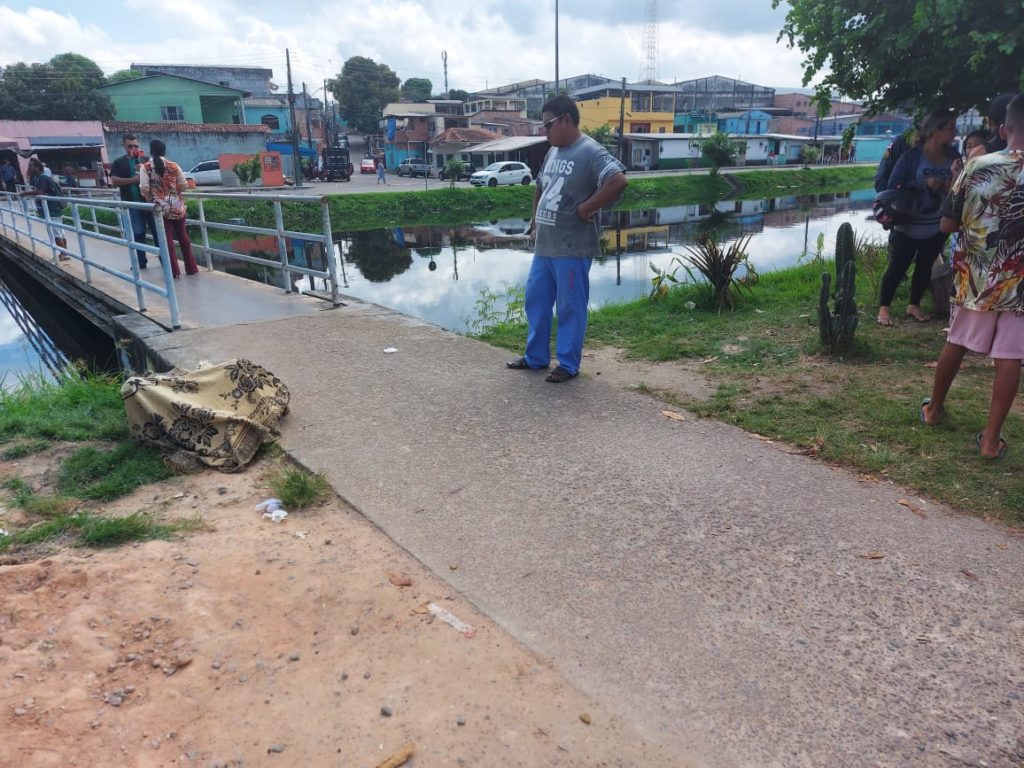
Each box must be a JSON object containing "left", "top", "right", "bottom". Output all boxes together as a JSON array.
[
  {"left": 0, "top": 190, "right": 182, "bottom": 328},
  {"left": 0, "top": 189, "right": 342, "bottom": 330}
]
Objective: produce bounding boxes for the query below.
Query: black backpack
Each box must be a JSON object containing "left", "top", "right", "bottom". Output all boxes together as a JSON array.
[{"left": 874, "top": 133, "right": 912, "bottom": 192}]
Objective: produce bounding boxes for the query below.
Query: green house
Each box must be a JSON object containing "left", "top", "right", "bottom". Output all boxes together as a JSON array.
[{"left": 98, "top": 74, "right": 246, "bottom": 124}]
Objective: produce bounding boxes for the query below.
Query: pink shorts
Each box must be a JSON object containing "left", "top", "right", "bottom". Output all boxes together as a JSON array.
[{"left": 946, "top": 306, "right": 1024, "bottom": 360}]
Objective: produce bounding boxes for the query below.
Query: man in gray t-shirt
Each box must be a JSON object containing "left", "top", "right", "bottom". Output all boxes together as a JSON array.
[{"left": 506, "top": 95, "right": 627, "bottom": 382}]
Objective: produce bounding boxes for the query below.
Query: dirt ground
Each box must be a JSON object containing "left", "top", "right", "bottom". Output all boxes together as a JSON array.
[{"left": 0, "top": 446, "right": 692, "bottom": 768}]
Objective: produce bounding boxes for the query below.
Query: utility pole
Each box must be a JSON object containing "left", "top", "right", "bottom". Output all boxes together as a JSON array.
[
  {"left": 323, "top": 78, "right": 331, "bottom": 146},
  {"left": 554, "top": 0, "right": 559, "bottom": 96},
  {"left": 302, "top": 82, "right": 314, "bottom": 149},
  {"left": 442, "top": 50, "right": 449, "bottom": 96},
  {"left": 617, "top": 77, "right": 626, "bottom": 163},
  {"left": 285, "top": 48, "right": 302, "bottom": 186}
]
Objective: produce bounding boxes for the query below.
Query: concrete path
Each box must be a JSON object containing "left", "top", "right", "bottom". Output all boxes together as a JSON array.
[{"left": 142, "top": 297, "right": 1024, "bottom": 768}]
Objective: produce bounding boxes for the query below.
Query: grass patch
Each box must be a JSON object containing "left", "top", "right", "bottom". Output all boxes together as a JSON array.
[
  {"left": 56, "top": 442, "right": 175, "bottom": 501},
  {"left": 476, "top": 252, "right": 1024, "bottom": 524},
  {"left": 0, "top": 370, "right": 127, "bottom": 445},
  {"left": 1, "top": 438, "right": 52, "bottom": 459},
  {"left": 267, "top": 467, "right": 331, "bottom": 510},
  {"left": 0, "top": 511, "right": 198, "bottom": 553}
]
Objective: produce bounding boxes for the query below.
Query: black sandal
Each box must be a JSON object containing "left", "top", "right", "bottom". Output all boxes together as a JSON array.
[
  {"left": 506, "top": 357, "right": 543, "bottom": 370},
  {"left": 545, "top": 365, "right": 578, "bottom": 383}
]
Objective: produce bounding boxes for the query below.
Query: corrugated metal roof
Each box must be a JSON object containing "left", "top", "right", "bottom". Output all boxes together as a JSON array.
[
  {"left": 469, "top": 136, "right": 548, "bottom": 152},
  {"left": 103, "top": 121, "right": 269, "bottom": 134}
]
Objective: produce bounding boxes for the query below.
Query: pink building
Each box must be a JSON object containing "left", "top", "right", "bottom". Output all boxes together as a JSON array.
[{"left": 0, "top": 120, "right": 110, "bottom": 187}]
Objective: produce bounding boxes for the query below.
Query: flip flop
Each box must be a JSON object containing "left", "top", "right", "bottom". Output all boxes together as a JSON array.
[
  {"left": 919, "top": 397, "right": 943, "bottom": 426},
  {"left": 976, "top": 432, "right": 1008, "bottom": 460},
  {"left": 545, "top": 365, "right": 578, "bottom": 383}
]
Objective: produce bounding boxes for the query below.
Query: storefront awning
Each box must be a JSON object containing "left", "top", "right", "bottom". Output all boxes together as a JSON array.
[{"left": 29, "top": 135, "right": 104, "bottom": 147}]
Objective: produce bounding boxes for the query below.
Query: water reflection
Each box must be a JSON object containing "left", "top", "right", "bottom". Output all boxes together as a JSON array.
[
  {"left": 325, "top": 189, "right": 881, "bottom": 332},
  {"left": 0, "top": 270, "right": 68, "bottom": 387}
]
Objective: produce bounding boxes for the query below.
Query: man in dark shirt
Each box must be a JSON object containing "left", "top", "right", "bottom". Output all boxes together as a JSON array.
[{"left": 109, "top": 133, "right": 158, "bottom": 269}]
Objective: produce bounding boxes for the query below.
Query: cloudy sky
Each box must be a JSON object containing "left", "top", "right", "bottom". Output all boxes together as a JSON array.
[{"left": 0, "top": 1, "right": 811, "bottom": 95}]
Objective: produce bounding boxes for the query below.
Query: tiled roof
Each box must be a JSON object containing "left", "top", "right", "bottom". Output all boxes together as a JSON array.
[
  {"left": 103, "top": 121, "right": 270, "bottom": 134},
  {"left": 430, "top": 127, "right": 502, "bottom": 145}
]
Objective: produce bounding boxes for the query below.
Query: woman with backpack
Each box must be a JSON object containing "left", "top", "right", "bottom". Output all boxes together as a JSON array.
[
  {"left": 139, "top": 139, "right": 199, "bottom": 278},
  {"left": 876, "top": 109, "right": 959, "bottom": 326}
]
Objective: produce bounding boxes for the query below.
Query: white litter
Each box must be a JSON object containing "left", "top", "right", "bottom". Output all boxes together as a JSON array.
[
  {"left": 256, "top": 498, "right": 288, "bottom": 523},
  {"left": 428, "top": 602, "right": 476, "bottom": 638},
  {"left": 383, "top": 347, "right": 398, "bottom": 354},
  {"left": 0, "top": 529, "right": 8, "bottom": 538}
]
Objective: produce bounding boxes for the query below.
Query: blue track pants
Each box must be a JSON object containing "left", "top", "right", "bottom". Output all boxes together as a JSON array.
[{"left": 523, "top": 255, "right": 592, "bottom": 375}]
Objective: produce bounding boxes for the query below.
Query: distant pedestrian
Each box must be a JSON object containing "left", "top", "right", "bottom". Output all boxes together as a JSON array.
[
  {"left": 21, "top": 157, "right": 69, "bottom": 261},
  {"left": 506, "top": 95, "right": 627, "bottom": 382},
  {"left": 109, "top": 134, "right": 159, "bottom": 269},
  {"left": 920, "top": 94, "right": 1024, "bottom": 459},
  {"left": 377, "top": 159, "right": 386, "bottom": 184},
  {"left": 139, "top": 139, "right": 199, "bottom": 278},
  {"left": 0, "top": 159, "right": 16, "bottom": 192}
]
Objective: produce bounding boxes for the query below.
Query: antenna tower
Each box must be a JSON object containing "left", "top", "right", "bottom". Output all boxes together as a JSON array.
[{"left": 640, "top": 0, "right": 659, "bottom": 82}]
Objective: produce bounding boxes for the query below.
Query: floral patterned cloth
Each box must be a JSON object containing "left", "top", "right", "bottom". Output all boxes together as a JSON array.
[
  {"left": 121, "top": 359, "right": 290, "bottom": 472},
  {"left": 944, "top": 149, "right": 1024, "bottom": 312}
]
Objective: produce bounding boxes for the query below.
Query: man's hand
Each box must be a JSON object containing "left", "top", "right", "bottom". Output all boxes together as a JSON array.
[{"left": 576, "top": 203, "right": 594, "bottom": 222}]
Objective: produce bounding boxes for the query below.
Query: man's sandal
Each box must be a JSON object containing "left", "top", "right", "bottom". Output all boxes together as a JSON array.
[
  {"left": 545, "top": 365, "right": 578, "bottom": 383},
  {"left": 506, "top": 357, "right": 545, "bottom": 370}
]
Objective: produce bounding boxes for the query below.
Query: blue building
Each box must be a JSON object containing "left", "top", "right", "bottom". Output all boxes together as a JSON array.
[{"left": 716, "top": 109, "right": 772, "bottom": 135}]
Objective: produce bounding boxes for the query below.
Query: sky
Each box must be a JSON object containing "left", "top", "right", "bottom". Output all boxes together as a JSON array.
[{"left": 0, "top": 1, "right": 814, "bottom": 98}]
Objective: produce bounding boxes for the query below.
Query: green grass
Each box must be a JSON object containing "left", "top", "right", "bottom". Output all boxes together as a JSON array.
[
  {"left": 475, "top": 256, "right": 1024, "bottom": 524},
  {"left": 0, "top": 370, "right": 128, "bottom": 444},
  {"left": 267, "top": 467, "right": 331, "bottom": 509},
  {"left": 1, "top": 438, "right": 52, "bottom": 459},
  {"left": 56, "top": 442, "right": 175, "bottom": 501},
  {"left": 0, "top": 511, "right": 199, "bottom": 553}
]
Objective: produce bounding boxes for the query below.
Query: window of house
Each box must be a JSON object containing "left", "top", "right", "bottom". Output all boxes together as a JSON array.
[
  {"left": 631, "top": 93, "right": 651, "bottom": 112},
  {"left": 161, "top": 105, "right": 185, "bottom": 121},
  {"left": 652, "top": 94, "right": 674, "bottom": 112},
  {"left": 261, "top": 114, "right": 281, "bottom": 130}
]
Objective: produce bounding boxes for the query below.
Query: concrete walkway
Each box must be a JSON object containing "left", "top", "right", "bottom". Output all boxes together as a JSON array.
[{"left": 141, "top": 296, "right": 1024, "bottom": 768}]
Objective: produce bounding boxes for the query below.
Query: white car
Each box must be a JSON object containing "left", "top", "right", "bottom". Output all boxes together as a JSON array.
[
  {"left": 183, "top": 160, "right": 223, "bottom": 186},
  {"left": 469, "top": 161, "right": 532, "bottom": 187}
]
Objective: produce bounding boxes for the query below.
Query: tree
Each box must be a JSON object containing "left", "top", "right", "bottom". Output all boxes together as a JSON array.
[
  {"left": 447, "top": 88, "right": 470, "bottom": 102},
  {"left": 401, "top": 77, "right": 432, "bottom": 101},
  {"left": 329, "top": 56, "right": 400, "bottom": 134},
  {"left": 107, "top": 69, "right": 143, "bottom": 83},
  {"left": 583, "top": 125, "right": 617, "bottom": 152},
  {"left": 0, "top": 53, "right": 114, "bottom": 120},
  {"left": 774, "top": 0, "right": 1024, "bottom": 113},
  {"left": 697, "top": 131, "right": 741, "bottom": 176}
]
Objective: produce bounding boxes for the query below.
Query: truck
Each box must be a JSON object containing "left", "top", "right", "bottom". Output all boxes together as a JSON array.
[{"left": 321, "top": 146, "right": 352, "bottom": 182}]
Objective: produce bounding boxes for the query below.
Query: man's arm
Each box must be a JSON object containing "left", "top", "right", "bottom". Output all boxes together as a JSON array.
[
  {"left": 939, "top": 216, "right": 960, "bottom": 234},
  {"left": 108, "top": 158, "right": 137, "bottom": 188},
  {"left": 576, "top": 171, "right": 627, "bottom": 222},
  {"left": 528, "top": 183, "right": 543, "bottom": 235}
]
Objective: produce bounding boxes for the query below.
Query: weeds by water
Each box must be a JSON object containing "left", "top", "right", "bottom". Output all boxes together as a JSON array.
[
  {"left": 0, "top": 369, "right": 127, "bottom": 444},
  {"left": 464, "top": 283, "right": 526, "bottom": 334},
  {"left": 57, "top": 442, "right": 174, "bottom": 501}
]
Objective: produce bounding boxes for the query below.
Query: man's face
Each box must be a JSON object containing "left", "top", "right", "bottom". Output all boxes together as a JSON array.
[
  {"left": 540, "top": 112, "right": 570, "bottom": 147},
  {"left": 123, "top": 138, "right": 142, "bottom": 158}
]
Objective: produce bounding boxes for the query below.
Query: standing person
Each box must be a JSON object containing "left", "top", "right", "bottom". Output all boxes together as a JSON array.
[
  {"left": 920, "top": 95, "right": 1024, "bottom": 458},
  {"left": 506, "top": 95, "right": 627, "bottom": 382},
  {"left": 876, "top": 109, "right": 959, "bottom": 326},
  {"left": 0, "top": 159, "right": 16, "bottom": 192},
  {"left": 139, "top": 139, "right": 199, "bottom": 278},
  {"left": 109, "top": 134, "right": 159, "bottom": 269},
  {"left": 20, "top": 157, "right": 69, "bottom": 261},
  {"left": 376, "top": 159, "right": 386, "bottom": 184}
]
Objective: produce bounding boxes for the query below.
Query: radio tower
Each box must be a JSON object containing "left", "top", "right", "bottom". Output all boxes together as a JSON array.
[{"left": 640, "top": 0, "right": 659, "bottom": 82}]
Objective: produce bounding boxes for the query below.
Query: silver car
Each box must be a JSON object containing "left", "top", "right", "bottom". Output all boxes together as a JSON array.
[
  {"left": 470, "top": 162, "right": 532, "bottom": 187},
  {"left": 183, "top": 160, "right": 223, "bottom": 186}
]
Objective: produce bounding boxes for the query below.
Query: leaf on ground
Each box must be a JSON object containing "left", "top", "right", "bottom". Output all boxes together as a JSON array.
[
  {"left": 896, "top": 498, "right": 928, "bottom": 518},
  {"left": 961, "top": 569, "right": 979, "bottom": 581},
  {"left": 411, "top": 603, "right": 430, "bottom": 615},
  {"left": 388, "top": 573, "right": 413, "bottom": 587},
  {"left": 859, "top": 552, "right": 885, "bottom": 560},
  {"left": 661, "top": 410, "right": 686, "bottom": 422},
  {"left": 752, "top": 434, "right": 774, "bottom": 443}
]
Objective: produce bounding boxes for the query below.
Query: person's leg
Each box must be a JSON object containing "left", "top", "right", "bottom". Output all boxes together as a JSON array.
[
  {"left": 162, "top": 217, "right": 181, "bottom": 277},
  {"left": 128, "top": 208, "right": 148, "bottom": 268},
  {"left": 552, "top": 258, "right": 592, "bottom": 376},
  {"left": 877, "top": 231, "right": 915, "bottom": 324},
  {"left": 171, "top": 217, "right": 199, "bottom": 274},
  {"left": 979, "top": 358, "right": 1021, "bottom": 457},
  {"left": 922, "top": 341, "right": 967, "bottom": 424},
  {"left": 522, "top": 255, "right": 555, "bottom": 368},
  {"left": 907, "top": 233, "right": 947, "bottom": 321}
]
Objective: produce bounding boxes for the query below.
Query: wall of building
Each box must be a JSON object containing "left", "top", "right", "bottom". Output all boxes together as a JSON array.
[
  {"left": 102, "top": 76, "right": 242, "bottom": 124},
  {"left": 578, "top": 99, "right": 674, "bottom": 134},
  {"left": 132, "top": 64, "right": 274, "bottom": 97},
  {"left": 103, "top": 127, "right": 269, "bottom": 173}
]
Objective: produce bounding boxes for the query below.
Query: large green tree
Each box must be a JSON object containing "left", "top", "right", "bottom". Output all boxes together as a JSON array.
[
  {"left": 774, "top": 0, "right": 1024, "bottom": 113},
  {"left": 329, "top": 56, "right": 400, "bottom": 134},
  {"left": 401, "top": 77, "right": 432, "bottom": 101},
  {"left": 0, "top": 53, "right": 114, "bottom": 120},
  {"left": 107, "top": 68, "right": 143, "bottom": 83}
]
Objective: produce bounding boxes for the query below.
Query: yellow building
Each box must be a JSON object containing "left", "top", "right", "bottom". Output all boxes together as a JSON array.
[{"left": 576, "top": 84, "right": 677, "bottom": 134}]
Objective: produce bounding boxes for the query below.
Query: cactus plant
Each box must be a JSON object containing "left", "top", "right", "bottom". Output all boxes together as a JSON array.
[{"left": 818, "top": 222, "right": 859, "bottom": 351}]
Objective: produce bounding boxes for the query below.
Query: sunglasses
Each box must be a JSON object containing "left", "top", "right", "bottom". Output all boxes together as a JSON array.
[{"left": 540, "top": 114, "right": 564, "bottom": 132}]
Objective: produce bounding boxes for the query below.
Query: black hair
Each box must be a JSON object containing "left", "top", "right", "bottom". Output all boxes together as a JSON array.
[
  {"left": 988, "top": 92, "right": 1017, "bottom": 126},
  {"left": 1005, "top": 93, "right": 1024, "bottom": 132},
  {"left": 541, "top": 94, "right": 580, "bottom": 126},
  {"left": 149, "top": 139, "right": 166, "bottom": 175}
]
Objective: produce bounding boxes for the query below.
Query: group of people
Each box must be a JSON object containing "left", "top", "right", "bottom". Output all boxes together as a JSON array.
[{"left": 875, "top": 92, "right": 1022, "bottom": 459}]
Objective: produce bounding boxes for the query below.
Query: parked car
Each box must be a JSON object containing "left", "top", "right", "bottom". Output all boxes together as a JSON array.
[
  {"left": 396, "top": 157, "right": 432, "bottom": 178},
  {"left": 183, "top": 160, "right": 223, "bottom": 186},
  {"left": 469, "top": 161, "right": 532, "bottom": 187},
  {"left": 360, "top": 157, "right": 377, "bottom": 174},
  {"left": 438, "top": 161, "right": 477, "bottom": 181}
]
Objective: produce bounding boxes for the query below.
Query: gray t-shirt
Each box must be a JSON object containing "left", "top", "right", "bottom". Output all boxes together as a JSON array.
[
  {"left": 534, "top": 134, "right": 625, "bottom": 258},
  {"left": 895, "top": 153, "right": 953, "bottom": 239}
]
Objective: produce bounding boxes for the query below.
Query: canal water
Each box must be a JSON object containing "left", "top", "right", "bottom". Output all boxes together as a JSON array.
[{"left": 0, "top": 188, "right": 881, "bottom": 384}]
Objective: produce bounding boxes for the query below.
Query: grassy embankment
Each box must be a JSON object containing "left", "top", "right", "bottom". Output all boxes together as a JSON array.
[{"left": 476, "top": 241, "right": 1023, "bottom": 526}]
